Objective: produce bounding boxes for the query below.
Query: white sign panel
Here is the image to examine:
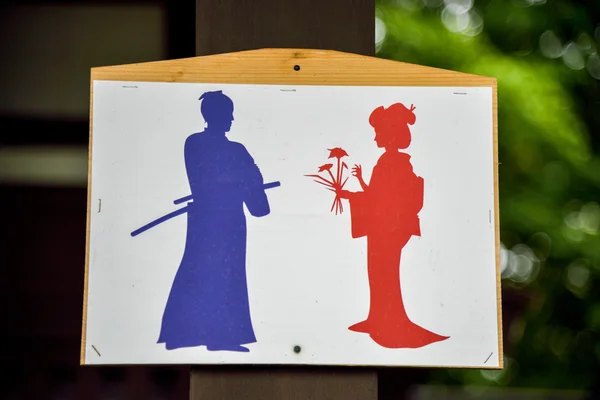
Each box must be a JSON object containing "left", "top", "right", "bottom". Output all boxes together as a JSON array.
[{"left": 84, "top": 81, "right": 499, "bottom": 368}]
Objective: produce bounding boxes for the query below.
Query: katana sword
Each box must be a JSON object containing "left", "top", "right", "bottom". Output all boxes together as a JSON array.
[
  {"left": 130, "top": 181, "right": 280, "bottom": 237},
  {"left": 172, "top": 181, "right": 280, "bottom": 205}
]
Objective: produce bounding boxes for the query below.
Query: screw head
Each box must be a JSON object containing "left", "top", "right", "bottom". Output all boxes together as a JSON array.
[
  {"left": 293, "top": 345, "right": 301, "bottom": 353},
  {"left": 293, "top": 65, "right": 300, "bottom": 71}
]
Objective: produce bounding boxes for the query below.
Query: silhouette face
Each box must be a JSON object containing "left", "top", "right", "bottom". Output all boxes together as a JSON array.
[
  {"left": 201, "top": 92, "right": 235, "bottom": 133},
  {"left": 374, "top": 128, "right": 386, "bottom": 148},
  {"left": 206, "top": 107, "right": 234, "bottom": 132},
  {"left": 374, "top": 124, "right": 411, "bottom": 150}
]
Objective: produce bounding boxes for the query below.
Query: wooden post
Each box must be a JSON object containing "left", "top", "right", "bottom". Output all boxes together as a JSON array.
[
  {"left": 190, "top": 367, "right": 377, "bottom": 400},
  {"left": 192, "top": 1, "right": 376, "bottom": 398},
  {"left": 195, "top": 0, "right": 375, "bottom": 57}
]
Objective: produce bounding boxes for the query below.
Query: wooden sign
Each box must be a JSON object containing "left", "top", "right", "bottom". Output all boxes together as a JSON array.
[{"left": 81, "top": 49, "right": 501, "bottom": 369}]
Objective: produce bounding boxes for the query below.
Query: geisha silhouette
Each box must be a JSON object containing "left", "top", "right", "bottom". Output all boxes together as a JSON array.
[
  {"left": 337, "top": 103, "right": 449, "bottom": 349},
  {"left": 131, "top": 90, "right": 279, "bottom": 352}
]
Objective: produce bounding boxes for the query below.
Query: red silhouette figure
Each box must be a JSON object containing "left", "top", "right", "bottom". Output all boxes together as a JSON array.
[{"left": 337, "top": 103, "right": 449, "bottom": 349}]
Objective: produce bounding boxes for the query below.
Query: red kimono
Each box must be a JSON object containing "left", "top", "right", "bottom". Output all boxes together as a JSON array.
[{"left": 348, "top": 151, "right": 448, "bottom": 348}]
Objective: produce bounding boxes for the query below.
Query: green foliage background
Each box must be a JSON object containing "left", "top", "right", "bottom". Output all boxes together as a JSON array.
[{"left": 375, "top": 0, "right": 600, "bottom": 392}]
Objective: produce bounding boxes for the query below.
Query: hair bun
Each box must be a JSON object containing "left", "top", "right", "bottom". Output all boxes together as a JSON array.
[
  {"left": 369, "top": 103, "right": 416, "bottom": 128},
  {"left": 389, "top": 103, "right": 416, "bottom": 125}
]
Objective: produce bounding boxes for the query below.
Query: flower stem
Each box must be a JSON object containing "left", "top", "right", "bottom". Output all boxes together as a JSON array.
[
  {"left": 313, "top": 180, "right": 334, "bottom": 189},
  {"left": 305, "top": 174, "right": 334, "bottom": 186},
  {"left": 340, "top": 176, "right": 349, "bottom": 189},
  {"left": 327, "top": 170, "right": 337, "bottom": 186},
  {"left": 336, "top": 158, "right": 341, "bottom": 187}
]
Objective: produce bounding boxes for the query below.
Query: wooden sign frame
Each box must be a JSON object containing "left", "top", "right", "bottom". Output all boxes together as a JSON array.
[{"left": 81, "top": 48, "right": 501, "bottom": 368}]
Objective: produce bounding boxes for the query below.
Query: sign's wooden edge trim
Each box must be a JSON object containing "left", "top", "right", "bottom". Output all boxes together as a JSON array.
[
  {"left": 81, "top": 49, "right": 502, "bottom": 368},
  {"left": 87, "top": 48, "right": 496, "bottom": 84},
  {"left": 80, "top": 361, "right": 503, "bottom": 370},
  {"left": 492, "top": 83, "right": 503, "bottom": 369},
  {"left": 81, "top": 74, "right": 94, "bottom": 365}
]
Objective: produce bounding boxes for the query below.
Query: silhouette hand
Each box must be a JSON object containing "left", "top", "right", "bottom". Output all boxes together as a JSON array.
[
  {"left": 336, "top": 189, "right": 352, "bottom": 199},
  {"left": 352, "top": 164, "right": 363, "bottom": 180}
]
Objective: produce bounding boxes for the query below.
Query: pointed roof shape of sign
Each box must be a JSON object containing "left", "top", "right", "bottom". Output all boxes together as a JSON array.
[{"left": 90, "top": 48, "right": 496, "bottom": 88}]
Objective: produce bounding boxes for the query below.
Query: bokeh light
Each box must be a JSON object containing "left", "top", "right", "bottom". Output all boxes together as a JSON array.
[
  {"left": 566, "top": 258, "right": 591, "bottom": 298},
  {"left": 375, "top": 15, "right": 387, "bottom": 51},
  {"left": 587, "top": 53, "right": 600, "bottom": 79},
  {"left": 501, "top": 243, "right": 540, "bottom": 284},
  {"left": 440, "top": 0, "right": 482, "bottom": 37},
  {"left": 562, "top": 42, "right": 585, "bottom": 70},
  {"left": 539, "top": 30, "right": 564, "bottom": 59},
  {"left": 441, "top": 6, "right": 471, "bottom": 33},
  {"left": 576, "top": 32, "right": 596, "bottom": 54},
  {"left": 443, "top": 0, "right": 473, "bottom": 13},
  {"left": 563, "top": 201, "right": 600, "bottom": 234}
]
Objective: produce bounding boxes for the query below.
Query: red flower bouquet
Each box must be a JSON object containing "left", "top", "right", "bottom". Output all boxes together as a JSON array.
[{"left": 305, "top": 147, "right": 350, "bottom": 215}]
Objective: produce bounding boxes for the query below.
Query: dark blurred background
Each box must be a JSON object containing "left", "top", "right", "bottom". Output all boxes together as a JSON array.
[
  {"left": 0, "top": 0, "right": 599, "bottom": 399},
  {"left": 0, "top": 0, "right": 194, "bottom": 398}
]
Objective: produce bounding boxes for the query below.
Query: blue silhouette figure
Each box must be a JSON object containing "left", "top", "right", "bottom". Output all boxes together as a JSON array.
[{"left": 131, "top": 90, "right": 278, "bottom": 352}]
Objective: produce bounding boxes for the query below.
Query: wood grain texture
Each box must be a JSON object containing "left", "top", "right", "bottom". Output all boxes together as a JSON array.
[
  {"left": 196, "top": 0, "right": 375, "bottom": 56},
  {"left": 90, "top": 48, "right": 496, "bottom": 87},
  {"left": 190, "top": 368, "right": 377, "bottom": 400},
  {"left": 81, "top": 48, "right": 501, "bottom": 369},
  {"left": 81, "top": 71, "right": 94, "bottom": 365},
  {"left": 493, "top": 85, "right": 503, "bottom": 369}
]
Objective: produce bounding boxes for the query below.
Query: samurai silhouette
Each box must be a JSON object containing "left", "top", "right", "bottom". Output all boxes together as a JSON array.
[{"left": 132, "top": 90, "right": 278, "bottom": 352}]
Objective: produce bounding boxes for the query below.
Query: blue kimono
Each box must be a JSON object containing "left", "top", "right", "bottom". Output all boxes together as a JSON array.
[{"left": 157, "top": 130, "right": 270, "bottom": 350}]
